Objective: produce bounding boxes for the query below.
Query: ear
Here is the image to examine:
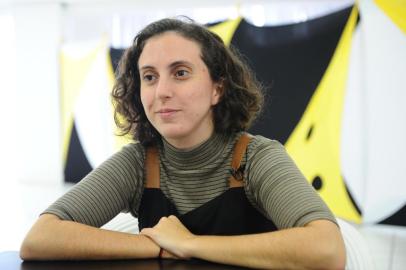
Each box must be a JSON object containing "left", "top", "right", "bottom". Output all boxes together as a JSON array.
[{"left": 211, "top": 81, "right": 223, "bottom": 106}]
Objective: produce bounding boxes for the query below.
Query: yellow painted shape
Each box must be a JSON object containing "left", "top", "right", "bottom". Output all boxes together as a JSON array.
[
  {"left": 375, "top": 0, "right": 406, "bottom": 34},
  {"left": 61, "top": 42, "right": 104, "bottom": 164},
  {"left": 285, "top": 7, "right": 361, "bottom": 223},
  {"left": 209, "top": 17, "right": 242, "bottom": 46}
]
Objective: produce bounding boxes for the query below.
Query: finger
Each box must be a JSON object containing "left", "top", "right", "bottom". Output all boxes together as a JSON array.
[
  {"left": 168, "top": 215, "right": 179, "bottom": 221},
  {"left": 158, "top": 216, "right": 168, "bottom": 223}
]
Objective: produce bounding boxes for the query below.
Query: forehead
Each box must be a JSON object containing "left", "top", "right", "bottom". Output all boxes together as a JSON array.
[{"left": 138, "top": 31, "right": 203, "bottom": 68}]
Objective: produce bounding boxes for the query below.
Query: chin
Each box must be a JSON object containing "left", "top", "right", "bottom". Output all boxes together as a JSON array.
[{"left": 158, "top": 129, "right": 187, "bottom": 142}]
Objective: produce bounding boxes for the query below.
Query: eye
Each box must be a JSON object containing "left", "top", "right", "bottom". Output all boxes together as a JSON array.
[
  {"left": 174, "top": 69, "right": 189, "bottom": 78},
  {"left": 142, "top": 73, "right": 157, "bottom": 83}
]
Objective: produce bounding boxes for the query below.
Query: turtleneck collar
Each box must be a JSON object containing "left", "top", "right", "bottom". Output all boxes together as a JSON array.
[{"left": 160, "top": 132, "right": 233, "bottom": 169}]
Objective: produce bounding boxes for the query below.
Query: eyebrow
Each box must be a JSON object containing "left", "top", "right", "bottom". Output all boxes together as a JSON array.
[{"left": 139, "top": 60, "right": 194, "bottom": 71}]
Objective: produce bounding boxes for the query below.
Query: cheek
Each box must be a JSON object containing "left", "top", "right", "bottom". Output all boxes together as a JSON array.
[{"left": 140, "top": 89, "right": 152, "bottom": 111}]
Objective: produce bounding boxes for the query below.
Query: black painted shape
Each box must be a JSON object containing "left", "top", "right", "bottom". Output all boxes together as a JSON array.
[
  {"left": 232, "top": 6, "right": 354, "bottom": 144},
  {"left": 109, "top": 47, "right": 125, "bottom": 72},
  {"left": 379, "top": 203, "right": 406, "bottom": 226},
  {"left": 342, "top": 175, "right": 362, "bottom": 216},
  {"left": 311, "top": 176, "right": 323, "bottom": 190},
  {"left": 64, "top": 121, "right": 93, "bottom": 183},
  {"left": 306, "top": 124, "right": 314, "bottom": 141}
]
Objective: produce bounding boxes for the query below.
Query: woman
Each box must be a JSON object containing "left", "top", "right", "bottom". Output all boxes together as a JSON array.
[{"left": 20, "top": 18, "right": 346, "bottom": 269}]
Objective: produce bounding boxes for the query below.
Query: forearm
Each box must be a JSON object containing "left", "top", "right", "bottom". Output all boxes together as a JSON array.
[
  {"left": 185, "top": 220, "right": 345, "bottom": 270},
  {"left": 20, "top": 214, "right": 160, "bottom": 260}
]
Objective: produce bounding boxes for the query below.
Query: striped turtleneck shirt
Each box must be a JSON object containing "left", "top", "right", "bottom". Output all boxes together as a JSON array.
[{"left": 43, "top": 132, "right": 336, "bottom": 230}]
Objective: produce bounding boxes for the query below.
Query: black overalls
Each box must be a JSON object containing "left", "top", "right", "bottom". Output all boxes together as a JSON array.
[{"left": 138, "top": 134, "right": 277, "bottom": 235}]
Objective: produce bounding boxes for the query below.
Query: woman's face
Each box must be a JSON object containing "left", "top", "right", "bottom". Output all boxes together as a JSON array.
[{"left": 138, "top": 31, "right": 220, "bottom": 149}]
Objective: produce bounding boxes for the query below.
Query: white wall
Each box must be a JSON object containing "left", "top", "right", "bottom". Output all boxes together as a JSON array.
[
  {"left": 13, "top": 2, "right": 63, "bottom": 184},
  {"left": 0, "top": 11, "right": 16, "bottom": 183}
]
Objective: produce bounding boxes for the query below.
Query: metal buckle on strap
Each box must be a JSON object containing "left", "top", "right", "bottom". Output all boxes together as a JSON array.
[{"left": 230, "top": 165, "right": 245, "bottom": 181}]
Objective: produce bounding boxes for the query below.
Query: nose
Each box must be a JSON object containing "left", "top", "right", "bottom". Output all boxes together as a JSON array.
[{"left": 155, "top": 75, "right": 173, "bottom": 100}]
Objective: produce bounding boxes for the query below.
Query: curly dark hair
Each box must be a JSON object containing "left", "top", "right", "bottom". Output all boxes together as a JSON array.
[{"left": 112, "top": 17, "right": 264, "bottom": 146}]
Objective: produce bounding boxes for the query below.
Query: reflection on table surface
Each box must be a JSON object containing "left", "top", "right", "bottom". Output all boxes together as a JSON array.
[{"left": 1, "top": 251, "right": 249, "bottom": 270}]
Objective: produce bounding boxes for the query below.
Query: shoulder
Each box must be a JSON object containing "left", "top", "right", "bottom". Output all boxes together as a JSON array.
[
  {"left": 247, "top": 134, "right": 282, "bottom": 148},
  {"left": 246, "top": 133, "right": 286, "bottom": 162},
  {"left": 97, "top": 141, "right": 146, "bottom": 177},
  {"left": 244, "top": 134, "right": 336, "bottom": 228},
  {"left": 244, "top": 133, "right": 302, "bottom": 180},
  {"left": 244, "top": 133, "right": 305, "bottom": 197},
  {"left": 119, "top": 141, "right": 145, "bottom": 155},
  {"left": 111, "top": 142, "right": 146, "bottom": 162}
]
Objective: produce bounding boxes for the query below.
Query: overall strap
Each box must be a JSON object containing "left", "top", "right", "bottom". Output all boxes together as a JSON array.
[
  {"left": 145, "top": 133, "right": 252, "bottom": 189},
  {"left": 145, "top": 147, "right": 160, "bottom": 188},
  {"left": 229, "top": 133, "right": 252, "bottom": 188}
]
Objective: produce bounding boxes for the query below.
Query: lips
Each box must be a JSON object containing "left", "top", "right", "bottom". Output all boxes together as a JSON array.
[
  {"left": 157, "top": 109, "right": 178, "bottom": 113},
  {"left": 156, "top": 108, "right": 180, "bottom": 118}
]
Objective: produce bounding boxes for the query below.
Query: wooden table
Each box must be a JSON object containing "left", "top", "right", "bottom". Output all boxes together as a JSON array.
[{"left": 0, "top": 251, "right": 249, "bottom": 270}]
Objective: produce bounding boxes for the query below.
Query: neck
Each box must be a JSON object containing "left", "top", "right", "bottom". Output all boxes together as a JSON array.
[
  {"left": 161, "top": 132, "right": 234, "bottom": 169},
  {"left": 164, "top": 130, "right": 214, "bottom": 150},
  {"left": 164, "top": 117, "right": 215, "bottom": 149}
]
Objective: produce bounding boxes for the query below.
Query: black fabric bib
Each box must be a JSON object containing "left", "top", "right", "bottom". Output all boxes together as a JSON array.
[{"left": 138, "top": 134, "right": 277, "bottom": 235}]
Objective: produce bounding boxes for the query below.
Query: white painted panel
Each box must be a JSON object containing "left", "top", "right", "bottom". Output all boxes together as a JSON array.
[{"left": 360, "top": 0, "right": 406, "bottom": 223}]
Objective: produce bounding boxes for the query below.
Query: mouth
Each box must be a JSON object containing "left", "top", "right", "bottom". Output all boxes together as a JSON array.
[
  {"left": 156, "top": 109, "right": 180, "bottom": 118},
  {"left": 157, "top": 109, "right": 178, "bottom": 113}
]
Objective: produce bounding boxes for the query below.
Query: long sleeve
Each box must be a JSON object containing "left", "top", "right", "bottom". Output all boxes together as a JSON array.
[
  {"left": 42, "top": 143, "right": 145, "bottom": 227},
  {"left": 245, "top": 136, "right": 336, "bottom": 229}
]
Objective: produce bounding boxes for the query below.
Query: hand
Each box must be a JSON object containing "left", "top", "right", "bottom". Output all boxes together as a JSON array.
[
  {"left": 140, "top": 215, "right": 196, "bottom": 259},
  {"left": 161, "top": 249, "right": 180, "bottom": 259}
]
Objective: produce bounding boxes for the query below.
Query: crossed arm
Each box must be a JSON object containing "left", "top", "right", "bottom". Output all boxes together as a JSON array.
[
  {"left": 20, "top": 214, "right": 161, "bottom": 260},
  {"left": 141, "top": 215, "right": 346, "bottom": 270},
  {"left": 20, "top": 214, "right": 346, "bottom": 270}
]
